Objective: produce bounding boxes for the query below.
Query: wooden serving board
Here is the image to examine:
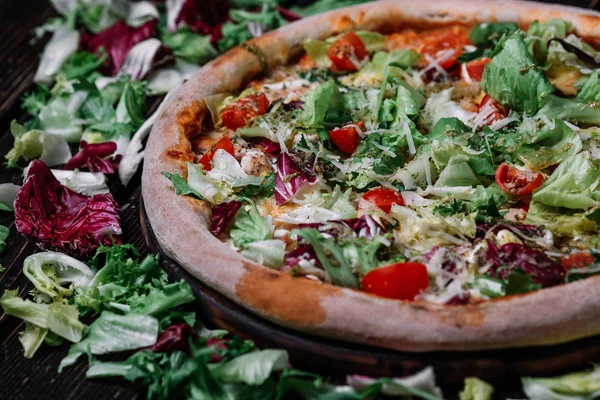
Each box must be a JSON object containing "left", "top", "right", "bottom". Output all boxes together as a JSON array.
[{"left": 140, "top": 197, "right": 600, "bottom": 386}]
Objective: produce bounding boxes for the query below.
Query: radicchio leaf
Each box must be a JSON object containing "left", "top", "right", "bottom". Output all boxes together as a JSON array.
[
  {"left": 14, "top": 160, "right": 122, "bottom": 257},
  {"left": 250, "top": 137, "right": 281, "bottom": 155},
  {"left": 274, "top": 153, "right": 309, "bottom": 204},
  {"left": 485, "top": 241, "right": 564, "bottom": 287},
  {"left": 206, "top": 337, "right": 228, "bottom": 363},
  {"left": 211, "top": 200, "right": 242, "bottom": 236},
  {"left": 174, "top": 0, "right": 229, "bottom": 44},
  {"left": 150, "top": 323, "right": 198, "bottom": 355},
  {"left": 282, "top": 100, "right": 304, "bottom": 111},
  {"left": 82, "top": 20, "right": 158, "bottom": 75},
  {"left": 299, "top": 216, "right": 384, "bottom": 239},
  {"left": 283, "top": 244, "right": 320, "bottom": 269},
  {"left": 277, "top": 7, "right": 302, "bottom": 22},
  {"left": 63, "top": 141, "right": 121, "bottom": 174}
]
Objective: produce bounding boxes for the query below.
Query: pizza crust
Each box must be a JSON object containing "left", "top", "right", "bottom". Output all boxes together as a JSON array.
[{"left": 143, "top": 0, "right": 600, "bottom": 351}]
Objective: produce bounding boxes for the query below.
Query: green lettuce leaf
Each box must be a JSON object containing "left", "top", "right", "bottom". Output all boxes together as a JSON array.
[
  {"left": 19, "top": 322, "right": 48, "bottom": 359},
  {"left": 435, "top": 156, "right": 480, "bottom": 187},
  {"left": 525, "top": 19, "right": 572, "bottom": 63},
  {"left": 295, "top": 80, "right": 339, "bottom": 127},
  {"left": 522, "top": 365, "right": 600, "bottom": 400},
  {"left": 213, "top": 349, "right": 289, "bottom": 385},
  {"left": 533, "top": 151, "right": 600, "bottom": 209},
  {"left": 481, "top": 32, "right": 554, "bottom": 113},
  {"left": 23, "top": 251, "right": 95, "bottom": 302},
  {"left": 39, "top": 96, "right": 83, "bottom": 143},
  {"left": 240, "top": 240, "right": 286, "bottom": 268},
  {"left": 5, "top": 120, "right": 72, "bottom": 168},
  {"left": 575, "top": 71, "right": 600, "bottom": 102},
  {"left": 459, "top": 377, "right": 494, "bottom": 400},
  {"left": 0, "top": 225, "right": 8, "bottom": 253},
  {"left": 162, "top": 171, "right": 203, "bottom": 199},
  {"left": 537, "top": 94, "right": 600, "bottom": 125},
  {"left": 115, "top": 80, "right": 146, "bottom": 129},
  {"left": 162, "top": 28, "right": 218, "bottom": 65},
  {"left": 230, "top": 202, "right": 273, "bottom": 248},
  {"left": 515, "top": 119, "right": 582, "bottom": 170},
  {"left": 0, "top": 290, "right": 84, "bottom": 343},
  {"left": 58, "top": 50, "right": 106, "bottom": 80},
  {"left": 459, "top": 22, "right": 518, "bottom": 62},
  {"left": 525, "top": 201, "right": 597, "bottom": 235},
  {"left": 59, "top": 311, "right": 159, "bottom": 372}
]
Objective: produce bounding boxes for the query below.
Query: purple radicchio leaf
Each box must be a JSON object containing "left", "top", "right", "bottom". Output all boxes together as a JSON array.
[
  {"left": 250, "top": 137, "right": 281, "bottom": 155},
  {"left": 174, "top": 0, "right": 229, "bottom": 44},
  {"left": 282, "top": 244, "right": 321, "bottom": 270},
  {"left": 150, "top": 323, "right": 198, "bottom": 355},
  {"left": 211, "top": 200, "right": 242, "bottom": 236},
  {"left": 62, "top": 141, "right": 121, "bottom": 174},
  {"left": 485, "top": 240, "right": 564, "bottom": 287},
  {"left": 14, "top": 160, "right": 122, "bottom": 257},
  {"left": 81, "top": 20, "right": 158, "bottom": 75},
  {"left": 282, "top": 100, "right": 304, "bottom": 111},
  {"left": 275, "top": 153, "right": 309, "bottom": 205}
]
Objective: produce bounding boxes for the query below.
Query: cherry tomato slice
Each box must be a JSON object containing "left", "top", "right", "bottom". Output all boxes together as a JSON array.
[
  {"left": 495, "top": 163, "right": 544, "bottom": 196},
  {"left": 478, "top": 94, "right": 508, "bottom": 126},
  {"left": 198, "top": 136, "right": 235, "bottom": 171},
  {"left": 562, "top": 252, "right": 596, "bottom": 270},
  {"left": 220, "top": 92, "right": 269, "bottom": 130},
  {"left": 361, "top": 262, "right": 429, "bottom": 301},
  {"left": 328, "top": 121, "right": 364, "bottom": 154},
  {"left": 465, "top": 57, "right": 491, "bottom": 82},
  {"left": 327, "top": 32, "right": 368, "bottom": 72},
  {"left": 360, "top": 187, "right": 404, "bottom": 213},
  {"left": 419, "top": 31, "right": 465, "bottom": 70}
]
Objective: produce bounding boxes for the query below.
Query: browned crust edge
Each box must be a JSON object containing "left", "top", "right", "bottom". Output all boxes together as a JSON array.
[{"left": 142, "top": 0, "right": 600, "bottom": 352}]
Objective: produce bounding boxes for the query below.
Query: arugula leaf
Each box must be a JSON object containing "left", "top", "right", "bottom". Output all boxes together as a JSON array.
[
  {"left": 433, "top": 199, "right": 468, "bottom": 216},
  {"left": 230, "top": 203, "right": 273, "bottom": 248},
  {"left": 21, "top": 83, "right": 51, "bottom": 115},
  {"left": 481, "top": 32, "right": 554, "bottom": 113},
  {"left": 471, "top": 269, "right": 541, "bottom": 298},
  {"left": 0, "top": 225, "right": 8, "bottom": 253},
  {"left": 161, "top": 28, "right": 218, "bottom": 65},
  {"left": 59, "top": 311, "right": 159, "bottom": 372},
  {"left": 162, "top": 171, "right": 204, "bottom": 199},
  {"left": 58, "top": 50, "right": 107, "bottom": 80},
  {"left": 237, "top": 173, "right": 275, "bottom": 199}
]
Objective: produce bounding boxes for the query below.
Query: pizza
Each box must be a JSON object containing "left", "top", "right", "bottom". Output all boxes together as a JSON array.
[{"left": 142, "top": 0, "right": 600, "bottom": 352}]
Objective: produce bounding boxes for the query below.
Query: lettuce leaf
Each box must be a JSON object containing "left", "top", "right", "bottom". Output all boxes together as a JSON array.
[
  {"left": 525, "top": 19, "right": 572, "bottom": 64},
  {"left": 0, "top": 225, "right": 8, "bottom": 253},
  {"left": 162, "top": 27, "right": 217, "bottom": 64},
  {"left": 23, "top": 251, "right": 95, "bottom": 302},
  {"left": 459, "top": 377, "right": 494, "bottom": 400},
  {"left": 0, "top": 290, "right": 85, "bottom": 343},
  {"left": 435, "top": 156, "right": 480, "bottom": 187},
  {"left": 19, "top": 322, "right": 48, "bottom": 359},
  {"left": 241, "top": 240, "right": 286, "bottom": 268},
  {"left": 59, "top": 311, "right": 159, "bottom": 372},
  {"left": 522, "top": 365, "right": 600, "bottom": 400},
  {"left": 533, "top": 151, "right": 600, "bottom": 209},
  {"left": 525, "top": 201, "right": 597, "bottom": 235},
  {"left": 212, "top": 349, "right": 288, "bottom": 385},
  {"left": 536, "top": 94, "right": 600, "bottom": 125},
  {"left": 514, "top": 119, "right": 582, "bottom": 170},
  {"left": 34, "top": 26, "right": 80, "bottom": 84},
  {"left": 575, "top": 72, "right": 600, "bottom": 102},
  {"left": 481, "top": 32, "right": 554, "bottom": 113},
  {"left": 295, "top": 80, "right": 339, "bottom": 127},
  {"left": 5, "top": 120, "right": 72, "bottom": 168},
  {"left": 229, "top": 202, "right": 273, "bottom": 248}
]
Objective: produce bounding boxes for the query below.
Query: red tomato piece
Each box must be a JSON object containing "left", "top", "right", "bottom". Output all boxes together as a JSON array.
[
  {"left": 361, "top": 262, "right": 429, "bottom": 301},
  {"left": 328, "top": 121, "right": 364, "bottom": 154},
  {"left": 419, "top": 31, "right": 465, "bottom": 70},
  {"left": 220, "top": 92, "right": 269, "bottom": 130},
  {"left": 198, "top": 136, "right": 235, "bottom": 171},
  {"left": 465, "top": 57, "right": 491, "bottom": 82},
  {"left": 360, "top": 187, "right": 404, "bottom": 213},
  {"left": 327, "top": 32, "right": 368, "bottom": 72},
  {"left": 495, "top": 163, "right": 544, "bottom": 196},
  {"left": 562, "top": 252, "right": 596, "bottom": 270},
  {"left": 478, "top": 94, "right": 508, "bottom": 126}
]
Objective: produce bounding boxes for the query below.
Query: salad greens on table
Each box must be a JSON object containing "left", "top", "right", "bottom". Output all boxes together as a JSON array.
[{"left": 3, "top": 0, "right": 600, "bottom": 399}]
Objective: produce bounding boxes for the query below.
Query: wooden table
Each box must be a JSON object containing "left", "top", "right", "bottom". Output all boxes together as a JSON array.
[{"left": 0, "top": 1, "right": 598, "bottom": 399}]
